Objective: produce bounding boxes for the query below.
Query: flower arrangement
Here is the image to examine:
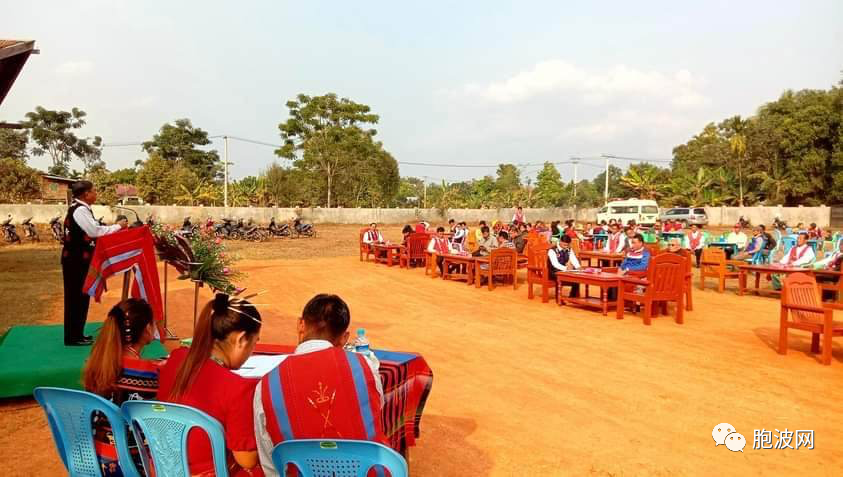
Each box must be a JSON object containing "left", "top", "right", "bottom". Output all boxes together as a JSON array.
[{"left": 152, "top": 224, "right": 244, "bottom": 294}]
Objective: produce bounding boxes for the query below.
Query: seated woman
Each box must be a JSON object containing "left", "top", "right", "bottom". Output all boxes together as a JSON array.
[
  {"left": 83, "top": 298, "right": 158, "bottom": 477},
  {"left": 399, "top": 224, "right": 413, "bottom": 247},
  {"left": 157, "top": 294, "right": 263, "bottom": 477}
]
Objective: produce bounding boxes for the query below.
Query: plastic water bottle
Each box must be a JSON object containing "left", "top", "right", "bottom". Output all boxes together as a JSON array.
[{"left": 354, "top": 328, "right": 370, "bottom": 354}]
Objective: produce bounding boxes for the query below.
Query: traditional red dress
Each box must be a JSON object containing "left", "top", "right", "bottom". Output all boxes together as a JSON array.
[
  {"left": 431, "top": 236, "right": 450, "bottom": 254},
  {"left": 157, "top": 348, "right": 261, "bottom": 477},
  {"left": 259, "top": 347, "right": 386, "bottom": 446},
  {"left": 688, "top": 231, "right": 702, "bottom": 250}
]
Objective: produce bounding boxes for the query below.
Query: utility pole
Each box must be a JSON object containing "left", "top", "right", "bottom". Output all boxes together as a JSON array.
[
  {"left": 571, "top": 157, "right": 580, "bottom": 201},
  {"left": 423, "top": 179, "right": 427, "bottom": 209},
  {"left": 601, "top": 154, "right": 610, "bottom": 205},
  {"left": 223, "top": 136, "right": 229, "bottom": 209}
]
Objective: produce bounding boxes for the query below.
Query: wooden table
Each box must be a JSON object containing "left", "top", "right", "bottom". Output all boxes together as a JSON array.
[
  {"left": 372, "top": 243, "right": 403, "bottom": 267},
  {"left": 578, "top": 251, "right": 624, "bottom": 267},
  {"left": 814, "top": 269, "right": 843, "bottom": 302},
  {"left": 738, "top": 264, "right": 806, "bottom": 296},
  {"left": 708, "top": 241, "right": 738, "bottom": 255},
  {"left": 473, "top": 256, "right": 489, "bottom": 288},
  {"left": 440, "top": 254, "right": 476, "bottom": 285},
  {"left": 555, "top": 271, "right": 622, "bottom": 316}
]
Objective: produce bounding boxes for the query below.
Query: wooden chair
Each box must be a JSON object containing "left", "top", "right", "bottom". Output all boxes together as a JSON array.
[
  {"left": 677, "top": 249, "right": 694, "bottom": 311},
  {"left": 779, "top": 272, "right": 843, "bottom": 365},
  {"left": 467, "top": 230, "right": 477, "bottom": 253},
  {"left": 476, "top": 247, "right": 518, "bottom": 291},
  {"left": 426, "top": 251, "right": 438, "bottom": 277},
  {"left": 527, "top": 243, "right": 555, "bottom": 303},
  {"left": 699, "top": 247, "right": 740, "bottom": 293},
  {"left": 359, "top": 228, "right": 374, "bottom": 262},
  {"left": 399, "top": 233, "right": 429, "bottom": 269},
  {"left": 617, "top": 253, "right": 685, "bottom": 325}
]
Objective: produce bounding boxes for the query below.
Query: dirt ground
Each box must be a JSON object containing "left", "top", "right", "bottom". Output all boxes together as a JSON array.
[{"left": 1, "top": 224, "right": 841, "bottom": 476}]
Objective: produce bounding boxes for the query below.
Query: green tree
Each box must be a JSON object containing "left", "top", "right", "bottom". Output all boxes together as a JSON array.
[
  {"left": 263, "top": 162, "right": 306, "bottom": 207},
  {"left": 722, "top": 116, "right": 749, "bottom": 206},
  {"left": 136, "top": 153, "right": 199, "bottom": 204},
  {"left": 667, "top": 167, "right": 713, "bottom": 206},
  {"left": 87, "top": 166, "right": 119, "bottom": 205},
  {"left": 22, "top": 106, "right": 101, "bottom": 176},
  {"left": 534, "top": 162, "right": 564, "bottom": 206},
  {"left": 142, "top": 119, "right": 221, "bottom": 181},
  {"left": 592, "top": 165, "right": 624, "bottom": 202},
  {"left": 0, "top": 158, "right": 41, "bottom": 203},
  {"left": 396, "top": 177, "right": 424, "bottom": 207},
  {"left": 110, "top": 168, "right": 137, "bottom": 185},
  {"left": 619, "top": 164, "right": 669, "bottom": 199},
  {"left": 0, "top": 129, "right": 28, "bottom": 162},
  {"left": 276, "top": 93, "right": 381, "bottom": 208},
  {"left": 495, "top": 164, "right": 521, "bottom": 194}
]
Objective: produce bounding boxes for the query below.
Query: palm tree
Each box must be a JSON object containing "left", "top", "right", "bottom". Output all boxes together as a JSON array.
[
  {"left": 669, "top": 167, "right": 713, "bottom": 205},
  {"left": 724, "top": 116, "right": 748, "bottom": 206},
  {"left": 620, "top": 166, "right": 667, "bottom": 199},
  {"left": 175, "top": 180, "right": 207, "bottom": 206},
  {"left": 750, "top": 158, "right": 793, "bottom": 205}
]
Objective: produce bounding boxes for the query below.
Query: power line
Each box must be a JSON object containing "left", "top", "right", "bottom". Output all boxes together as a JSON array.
[{"left": 101, "top": 135, "right": 674, "bottom": 168}]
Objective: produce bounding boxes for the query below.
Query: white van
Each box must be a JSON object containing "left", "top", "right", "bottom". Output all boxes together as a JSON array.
[{"left": 596, "top": 199, "right": 660, "bottom": 226}]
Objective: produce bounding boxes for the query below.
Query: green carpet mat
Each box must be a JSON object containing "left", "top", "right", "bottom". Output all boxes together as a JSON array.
[{"left": 0, "top": 322, "right": 167, "bottom": 399}]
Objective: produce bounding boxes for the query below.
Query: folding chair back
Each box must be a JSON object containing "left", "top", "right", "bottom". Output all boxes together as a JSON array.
[
  {"left": 271, "top": 439, "right": 407, "bottom": 477},
  {"left": 646, "top": 253, "right": 685, "bottom": 302},
  {"left": 121, "top": 400, "right": 229, "bottom": 477},
  {"left": 782, "top": 272, "right": 826, "bottom": 325},
  {"left": 781, "top": 236, "right": 797, "bottom": 255},
  {"left": 359, "top": 228, "right": 372, "bottom": 261},
  {"left": 33, "top": 387, "right": 140, "bottom": 477}
]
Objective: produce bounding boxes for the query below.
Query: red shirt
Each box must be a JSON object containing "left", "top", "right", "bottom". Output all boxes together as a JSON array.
[{"left": 157, "top": 347, "right": 259, "bottom": 475}]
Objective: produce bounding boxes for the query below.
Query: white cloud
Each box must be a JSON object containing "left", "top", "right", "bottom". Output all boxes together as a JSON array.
[
  {"left": 461, "top": 60, "right": 709, "bottom": 109},
  {"left": 562, "top": 109, "right": 694, "bottom": 142},
  {"left": 56, "top": 60, "right": 94, "bottom": 76}
]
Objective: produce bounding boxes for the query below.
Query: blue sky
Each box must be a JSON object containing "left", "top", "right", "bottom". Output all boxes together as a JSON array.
[{"left": 2, "top": 0, "right": 841, "bottom": 183}]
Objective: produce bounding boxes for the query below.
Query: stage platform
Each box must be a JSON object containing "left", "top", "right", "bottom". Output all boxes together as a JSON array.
[{"left": 0, "top": 323, "right": 168, "bottom": 399}]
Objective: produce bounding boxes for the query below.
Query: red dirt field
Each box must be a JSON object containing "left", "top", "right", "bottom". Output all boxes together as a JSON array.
[{"left": 1, "top": 225, "right": 842, "bottom": 476}]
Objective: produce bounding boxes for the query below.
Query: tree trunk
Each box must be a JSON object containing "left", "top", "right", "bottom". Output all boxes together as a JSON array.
[
  {"left": 738, "top": 161, "right": 744, "bottom": 207},
  {"left": 327, "top": 173, "right": 332, "bottom": 208}
]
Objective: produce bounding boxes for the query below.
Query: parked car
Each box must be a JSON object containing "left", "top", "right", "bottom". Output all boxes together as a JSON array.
[
  {"left": 118, "top": 196, "right": 145, "bottom": 206},
  {"left": 659, "top": 207, "right": 708, "bottom": 226},
  {"left": 596, "top": 199, "right": 660, "bottom": 226}
]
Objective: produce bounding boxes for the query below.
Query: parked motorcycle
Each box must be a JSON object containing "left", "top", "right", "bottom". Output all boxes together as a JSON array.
[
  {"left": 214, "top": 218, "right": 236, "bottom": 239},
  {"left": 292, "top": 218, "right": 315, "bottom": 238},
  {"left": 21, "top": 217, "right": 39, "bottom": 242},
  {"left": 49, "top": 216, "right": 64, "bottom": 242},
  {"left": 234, "top": 218, "right": 267, "bottom": 242},
  {"left": 179, "top": 216, "right": 198, "bottom": 237},
  {"left": 2, "top": 216, "right": 21, "bottom": 244},
  {"left": 268, "top": 217, "right": 290, "bottom": 237}
]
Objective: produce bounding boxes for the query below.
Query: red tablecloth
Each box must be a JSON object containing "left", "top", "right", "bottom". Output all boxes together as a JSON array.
[{"left": 253, "top": 343, "right": 433, "bottom": 454}]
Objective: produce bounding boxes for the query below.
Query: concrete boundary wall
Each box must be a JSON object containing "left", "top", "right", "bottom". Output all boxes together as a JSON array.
[{"left": 0, "top": 204, "right": 831, "bottom": 227}]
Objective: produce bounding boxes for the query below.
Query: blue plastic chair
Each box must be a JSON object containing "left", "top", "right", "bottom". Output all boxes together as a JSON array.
[
  {"left": 781, "top": 236, "right": 797, "bottom": 255},
  {"left": 121, "top": 400, "right": 229, "bottom": 477},
  {"left": 271, "top": 439, "right": 408, "bottom": 477},
  {"left": 33, "top": 387, "right": 141, "bottom": 477},
  {"left": 750, "top": 243, "right": 769, "bottom": 265}
]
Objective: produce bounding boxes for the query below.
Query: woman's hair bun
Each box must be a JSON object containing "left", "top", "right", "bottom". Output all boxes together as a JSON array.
[{"left": 212, "top": 293, "right": 230, "bottom": 314}]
